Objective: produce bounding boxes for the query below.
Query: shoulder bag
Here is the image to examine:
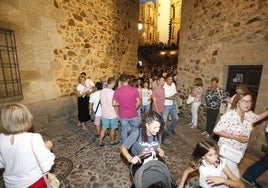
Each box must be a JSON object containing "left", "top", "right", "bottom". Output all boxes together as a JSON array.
[
  {"left": 219, "top": 144, "right": 243, "bottom": 163},
  {"left": 31, "top": 134, "right": 60, "bottom": 188}
]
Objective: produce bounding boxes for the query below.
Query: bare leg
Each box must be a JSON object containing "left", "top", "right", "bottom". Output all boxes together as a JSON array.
[
  {"left": 95, "top": 125, "right": 101, "bottom": 136},
  {"left": 82, "top": 122, "right": 88, "bottom": 130},
  {"left": 110, "top": 129, "right": 116, "bottom": 143},
  {"left": 99, "top": 128, "right": 107, "bottom": 145}
]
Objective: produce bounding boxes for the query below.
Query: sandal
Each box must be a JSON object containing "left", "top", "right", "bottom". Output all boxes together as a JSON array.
[{"left": 110, "top": 141, "right": 120, "bottom": 145}]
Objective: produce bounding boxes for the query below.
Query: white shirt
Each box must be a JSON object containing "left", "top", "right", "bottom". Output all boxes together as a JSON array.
[
  {"left": 199, "top": 158, "right": 227, "bottom": 188},
  {"left": 163, "top": 82, "right": 177, "bottom": 106},
  {"left": 76, "top": 83, "right": 88, "bottom": 97},
  {"left": 89, "top": 90, "right": 102, "bottom": 116},
  {"left": 0, "top": 133, "right": 55, "bottom": 188},
  {"left": 85, "top": 78, "right": 95, "bottom": 91},
  {"left": 141, "top": 88, "right": 152, "bottom": 106}
]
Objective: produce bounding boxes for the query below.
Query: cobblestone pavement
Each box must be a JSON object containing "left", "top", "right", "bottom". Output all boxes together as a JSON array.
[{"left": 1, "top": 117, "right": 268, "bottom": 188}]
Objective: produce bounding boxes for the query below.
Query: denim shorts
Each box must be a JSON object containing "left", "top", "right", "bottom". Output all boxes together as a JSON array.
[{"left": 102, "top": 118, "right": 118, "bottom": 129}]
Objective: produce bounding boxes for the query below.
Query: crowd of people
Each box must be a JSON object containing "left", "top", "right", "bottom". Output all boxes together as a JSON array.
[{"left": 1, "top": 70, "right": 268, "bottom": 188}]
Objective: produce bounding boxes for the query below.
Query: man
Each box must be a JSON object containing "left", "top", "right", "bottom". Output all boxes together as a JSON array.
[
  {"left": 162, "top": 74, "right": 179, "bottom": 135},
  {"left": 99, "top": 77, "right": 119, "bottom": 146},
  {"left": 113, "top": 74, "right": 140, "bottom": 143},
  {"left": 152, "top": 76, "right": 166, "bottom": 116}
]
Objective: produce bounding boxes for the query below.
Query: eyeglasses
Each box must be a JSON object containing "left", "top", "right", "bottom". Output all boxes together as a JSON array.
[{"left": 240, "top": 99, "right": 252, "bottom": 104}]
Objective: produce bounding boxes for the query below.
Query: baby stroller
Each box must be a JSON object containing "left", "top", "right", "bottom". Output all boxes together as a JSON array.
[{"left": 130, "top": 151, "right": 177, "bottom": 188}]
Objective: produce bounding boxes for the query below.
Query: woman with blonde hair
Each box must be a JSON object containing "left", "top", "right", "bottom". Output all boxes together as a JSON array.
[{"left": 0, "top": 103, "right": 55, "bottom": 188}]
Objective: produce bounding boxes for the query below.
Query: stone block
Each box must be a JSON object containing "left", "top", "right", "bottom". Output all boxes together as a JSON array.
[{"left": 21, "top": 71, "right": 41, "bottom": 80}]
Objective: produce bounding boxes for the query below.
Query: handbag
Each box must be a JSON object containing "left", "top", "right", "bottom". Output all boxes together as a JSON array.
[
  {"left": 186, "top": 95, "right": 195, "bottom": 104},
  {"left": 31, "top": 134, "right": 60, "bottom": 188},
  {"left": 90, "top": 100, "right": 100, "bottom": 121},
  {"left": 219, "top": 144, "right": 243, "bottom": 163}
]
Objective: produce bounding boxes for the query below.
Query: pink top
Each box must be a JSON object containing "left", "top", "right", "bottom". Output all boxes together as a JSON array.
[
  {"left": 100, "top": 88, "right": 117, "bottom": 119},
  {"left": 152, "top": 87, "right": 165, "bottom": 113},
  {"left": 113, "top": 85, "right": 140, "bottom": 118},
  {"left": 214, "top": 109, "right": 259, "bottom": 155}
]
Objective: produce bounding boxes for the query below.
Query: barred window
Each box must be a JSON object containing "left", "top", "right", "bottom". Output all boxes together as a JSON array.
[{"left": 0, "top": 28, "right": 23, "bottom": 102}]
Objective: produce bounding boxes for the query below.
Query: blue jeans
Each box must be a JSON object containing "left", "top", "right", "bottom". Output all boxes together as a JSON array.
[
  {"left": 120, "top": 117, "right": 138, "bottom": 143},
  {"left": 163, "top": 104, "right": 179, "bottom": 137},
  {"left": 142, "top": 104, "right": 151, "bottom": 115},
  {"left": 243, "top": 153, "right": 268, "bottom": 181}
]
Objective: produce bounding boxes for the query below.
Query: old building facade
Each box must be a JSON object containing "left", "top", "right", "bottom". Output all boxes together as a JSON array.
[
  {"left": 0, "top": 0, "right": 267, "bottom": 154},
  {"left": 138, "top": 1, "right": 158, "bottom": 44},
  {"left": 0, "top": 0, "right": 139, "bottom": 129},
  {"left": 177, "top": 0, "right": 268, "bottom": 153}
]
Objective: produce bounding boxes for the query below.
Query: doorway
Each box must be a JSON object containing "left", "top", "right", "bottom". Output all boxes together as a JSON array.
[{"left": 226, "top": 65, "right": 263, "bottom": 102}]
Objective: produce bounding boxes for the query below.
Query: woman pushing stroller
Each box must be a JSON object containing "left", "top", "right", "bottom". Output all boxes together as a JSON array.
[{"left": 120, "top": 111, "right": 165, "bottom": 164}]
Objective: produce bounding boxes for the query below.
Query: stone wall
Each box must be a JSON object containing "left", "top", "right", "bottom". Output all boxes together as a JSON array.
[
  {"left": 0, "top": 0, "right": 139, "bottom": 129},
  {"left": 178, "top": 0, "right": 268, "bottom": 153}
]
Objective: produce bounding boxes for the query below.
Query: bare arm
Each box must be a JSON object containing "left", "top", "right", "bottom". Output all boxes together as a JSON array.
[
  {"left": 119, "top": 144, "right": 141, "bottom": 164},
  {"left": 213, "top": 130, "right": 249, "bottom": 143},
  {"left": 152, "top": 97, "right": 159, "bottom": 114},
  {"left": 112, "top": 100, "right": 118, "bottom": 106},
  {"left": 136, "top": 98, "right": 141, "bottom": 109},
  {"left": 178, "top": 166, "right": 196, "bottom": 188},
  {"left": 89, "top": 103, "right": 93, "bottom": 113},
  {"left": 206, "top": 165, "right": 245, "bottom": 188},
  {"left": 256, "top": 110, "right": 268, "bottom": 124}
]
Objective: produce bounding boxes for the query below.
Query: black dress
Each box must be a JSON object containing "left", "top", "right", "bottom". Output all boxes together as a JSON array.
[{"left": 77, "top": 96, "right": 90, "bottom": 122}]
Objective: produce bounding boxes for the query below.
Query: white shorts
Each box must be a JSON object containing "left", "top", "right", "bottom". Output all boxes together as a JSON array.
[{"left": 94, "top": 116, "right": 102, "bottom": 126}]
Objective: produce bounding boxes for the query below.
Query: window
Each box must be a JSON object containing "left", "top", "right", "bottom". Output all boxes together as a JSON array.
[{"left": 0, "top": 28, "right": 23, "bottom": 101}]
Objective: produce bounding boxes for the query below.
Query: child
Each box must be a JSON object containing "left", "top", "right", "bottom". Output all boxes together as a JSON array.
[{"left": 178, "top": 141, "right": 244, "bottom": 188}]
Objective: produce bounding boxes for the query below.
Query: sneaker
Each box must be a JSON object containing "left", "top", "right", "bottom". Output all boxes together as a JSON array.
[
  {"left": 201, "top": 131, "right": 208, "bottom": 135},
  {"left": 188, "top": 122, "right": 193, "bottom": 126},
  {"left": 242, "top": 176, "right": 262, "bottom": 188},
  {"left": 191, "top": 125, "right": 196, "bottom": 128}
]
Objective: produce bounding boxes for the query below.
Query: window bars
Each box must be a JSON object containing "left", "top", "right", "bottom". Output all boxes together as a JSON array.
[{"left": 0, "top": 28, "right": 22, "bottom": 100}]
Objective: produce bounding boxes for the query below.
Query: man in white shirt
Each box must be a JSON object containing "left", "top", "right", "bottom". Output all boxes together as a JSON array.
[{"left": 162, "top": 74, "right": 179, "bottom": 137}]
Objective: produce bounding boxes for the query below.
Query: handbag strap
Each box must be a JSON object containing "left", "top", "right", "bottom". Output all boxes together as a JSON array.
[
  {"left": 95, "top": 100, "right": 101, "bottom": 112},
  {"left": 31, "top": 134, "right": 49, "bottom": 186}
]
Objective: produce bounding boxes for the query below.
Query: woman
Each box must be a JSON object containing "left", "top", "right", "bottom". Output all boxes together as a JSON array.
[
  {"left": 0, "top": 103, "right": 55, "bottom": 188},
  {"left": 76, "top": 75, "right": 91, "bottom": 130},
  {"left": 141, "top": 80, "right": 152, "bottom": 115},
  {"left": 188, "top": 77, "right": 203, "bottom": 128},
  {"left": 120, "top": 111, "right": 165, "bottom": 165},
  {"left": 203, "top": 77, "right": 228, "bottom": 138},
  {"left": 224, "top": 84, "right": 248, "bottom": 113},
  {"left": 213, "top": 92, "right": 268, "bottom": 177}
]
